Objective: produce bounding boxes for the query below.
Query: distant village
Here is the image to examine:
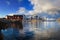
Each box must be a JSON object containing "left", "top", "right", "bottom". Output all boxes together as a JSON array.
[
  {"left": 0, "top": 14, "right": 44, "bottom": 23},
  {"left": 0, "top": 14, "right": 59, "bottom": 30},
  {"left": 0, "top": 14, "right": 57, "bottom": 22},
  {"left": 0, "top": 14, "right": 45, "bottom": 30},
  {"left": 0, "top": 15, "right": 24, "bottom": 30}
]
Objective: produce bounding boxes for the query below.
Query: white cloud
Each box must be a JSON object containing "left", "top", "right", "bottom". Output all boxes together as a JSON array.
[
  {"left": 8, "top": 13, "right": 14, "bottom": 16},
  {"left": 29, "top": 0, "right": 60, "bottom": 15},
  {"left": 8, "top": 7, "right": 29, "bottom": 15},
  {"left": 8, "top": 0, "right": 60, "bottom": 16},
  {"left": 17, "top": 7, "right": 27, "bottom": 14}
]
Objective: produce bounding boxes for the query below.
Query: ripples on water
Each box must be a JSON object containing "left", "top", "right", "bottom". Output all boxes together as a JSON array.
[{"left": 1, "top": 20, "right": 60, "bottom": 40}]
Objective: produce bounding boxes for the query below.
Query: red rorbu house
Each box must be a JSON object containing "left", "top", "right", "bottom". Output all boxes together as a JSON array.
[
  {"left": 6, "top": 15, "right": 23, "bottom": 21},
  {"left": 5, "top": 15, "right": 23, "bottom": 29}
]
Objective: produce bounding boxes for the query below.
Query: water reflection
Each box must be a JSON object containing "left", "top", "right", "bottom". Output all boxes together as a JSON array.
[
  {"left": 23, "top": 20, "right": 60, "bottom": 31},
  {"left": 1, "top": 20, "right": 60, "bottom": 40},
  {"left": 23, "top": 20, "right": 60, "bottom": 40}
]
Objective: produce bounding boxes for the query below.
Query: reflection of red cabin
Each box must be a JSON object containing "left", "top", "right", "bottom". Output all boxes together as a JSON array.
[{"left": 6, "top": 15, "right": 23, "bottom": 21}]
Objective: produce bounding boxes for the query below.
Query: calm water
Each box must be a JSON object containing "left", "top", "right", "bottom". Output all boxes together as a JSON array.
[
  {"left": 23, "top": 20, "right": 60, "bottom": 40},
  {"left": 1, "top": 20, "right": 60, "bottom": 40}
]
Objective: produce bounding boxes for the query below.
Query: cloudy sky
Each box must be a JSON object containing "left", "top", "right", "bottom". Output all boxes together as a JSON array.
[{"left": 0, "top": 0, "right": 60, "bottom": 18}]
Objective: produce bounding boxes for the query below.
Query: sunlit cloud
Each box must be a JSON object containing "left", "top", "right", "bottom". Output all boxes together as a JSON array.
[
  {"left": 8, "top": 7, "right": 29, "bottom": 15},
  {"left": 29, "top": 0, "right": 60, "bottom": 15},
  {"left": 8, "top": 13, "right": 14, "bottom": 16},
  {"left": 16, "top": 7, "right": 27, "bottom": 14},
  {"left": 8, "top": 0, "right": 60, "bottom": 16}
]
